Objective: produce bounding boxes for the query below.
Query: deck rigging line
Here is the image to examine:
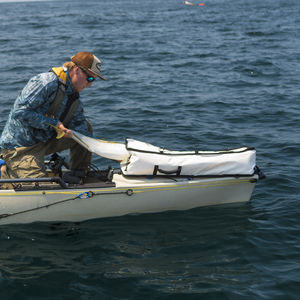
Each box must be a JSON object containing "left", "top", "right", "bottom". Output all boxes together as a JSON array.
[{"left": 0, "top": 189, "right": 133, "bottom": 220}]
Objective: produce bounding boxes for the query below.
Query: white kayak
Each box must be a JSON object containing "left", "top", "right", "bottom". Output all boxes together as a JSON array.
[
  {"left": 0, "top": 172, "right": 261, "bottom": 226},
  {"left": 0, "top": 133, "right": 265, "bottom": 225}
]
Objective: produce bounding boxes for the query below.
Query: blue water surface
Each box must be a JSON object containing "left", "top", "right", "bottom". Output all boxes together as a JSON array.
[{"left": 0, "top": 0, "right": 299, "bottom": 299}]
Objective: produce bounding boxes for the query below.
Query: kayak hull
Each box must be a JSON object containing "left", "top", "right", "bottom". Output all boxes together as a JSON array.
[{"left": 0, "top": 174, "right": 257, "bottom": 225}]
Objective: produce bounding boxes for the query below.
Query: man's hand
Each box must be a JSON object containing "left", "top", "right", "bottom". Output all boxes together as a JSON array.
[{"left": 57, "top": 122, "right": 72, "bottom": 138}]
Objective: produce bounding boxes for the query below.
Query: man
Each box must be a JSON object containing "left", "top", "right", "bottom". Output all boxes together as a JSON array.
[{"left": 0, "top": 51, "right": 106, "bottom": 181}]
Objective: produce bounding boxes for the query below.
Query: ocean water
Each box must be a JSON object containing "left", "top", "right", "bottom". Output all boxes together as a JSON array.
[{"left": 0, "top": 0, "right": 299, "bottom": 299}]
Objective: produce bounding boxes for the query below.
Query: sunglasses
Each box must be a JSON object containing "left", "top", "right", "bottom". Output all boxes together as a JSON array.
[{"left": 80, "top": 67, "right": 95, "bottom": 83}]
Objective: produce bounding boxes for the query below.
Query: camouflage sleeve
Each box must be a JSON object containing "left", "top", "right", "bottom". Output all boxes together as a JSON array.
[{"left": 12, "top": 72, "right": 60, "bottom": 129}]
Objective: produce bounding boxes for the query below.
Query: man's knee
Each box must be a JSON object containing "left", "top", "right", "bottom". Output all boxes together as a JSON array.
[{"left": 1, "top": 146, "right": 46, "bottom": 179}]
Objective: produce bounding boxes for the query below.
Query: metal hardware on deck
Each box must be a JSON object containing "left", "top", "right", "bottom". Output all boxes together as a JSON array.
[
  {"left": 126, "top": 189, "right": 133, "bottom": 196},
  {"left": 77, "top": 191, "right": 94, "bottom": 199},
  {"left": 254, "top": 166, "right": 266, "bottom": 180}
]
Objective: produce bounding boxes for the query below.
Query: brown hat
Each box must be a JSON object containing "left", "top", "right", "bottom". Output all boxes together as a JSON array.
[{"left": 71, "top": 51, "right": 106, "bottom": 80}]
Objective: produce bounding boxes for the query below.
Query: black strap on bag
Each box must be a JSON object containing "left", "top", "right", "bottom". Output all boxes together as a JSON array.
[
  {"left": 46, "top": 69, "right": 79, "bottom": 127},
  {"left": 46, "top": 84, "right": 65, "bottom": 118},
  {"left": 153, "top": 165, "right": 182, "bottom": 176},
  {"left": 59, "top": 92, "right": 79, "bottom": 127}
]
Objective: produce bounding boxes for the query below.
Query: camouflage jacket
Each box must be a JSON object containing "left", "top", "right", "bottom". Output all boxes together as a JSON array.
[{"left": 0, "top": 69, "right": 92, "bottom": 150}]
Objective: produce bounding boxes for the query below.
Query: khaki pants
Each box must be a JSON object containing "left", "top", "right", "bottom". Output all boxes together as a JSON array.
[{"left": 1, "top": 136, "right": 91, "bottom": 180}]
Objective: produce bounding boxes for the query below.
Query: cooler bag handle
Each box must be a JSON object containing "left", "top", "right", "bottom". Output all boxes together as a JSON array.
[{"left": 153, "top": 165, "right": 182, "bottom": 176}]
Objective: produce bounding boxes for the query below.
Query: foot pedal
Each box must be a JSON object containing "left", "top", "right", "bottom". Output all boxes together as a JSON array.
[{"left": 62, "top": 170, "right": 86, "bottom": 184}]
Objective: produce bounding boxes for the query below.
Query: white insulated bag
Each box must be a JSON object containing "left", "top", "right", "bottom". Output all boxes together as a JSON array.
[{"left": 121, "top": 139, "right": 256, "bottom": 177}]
